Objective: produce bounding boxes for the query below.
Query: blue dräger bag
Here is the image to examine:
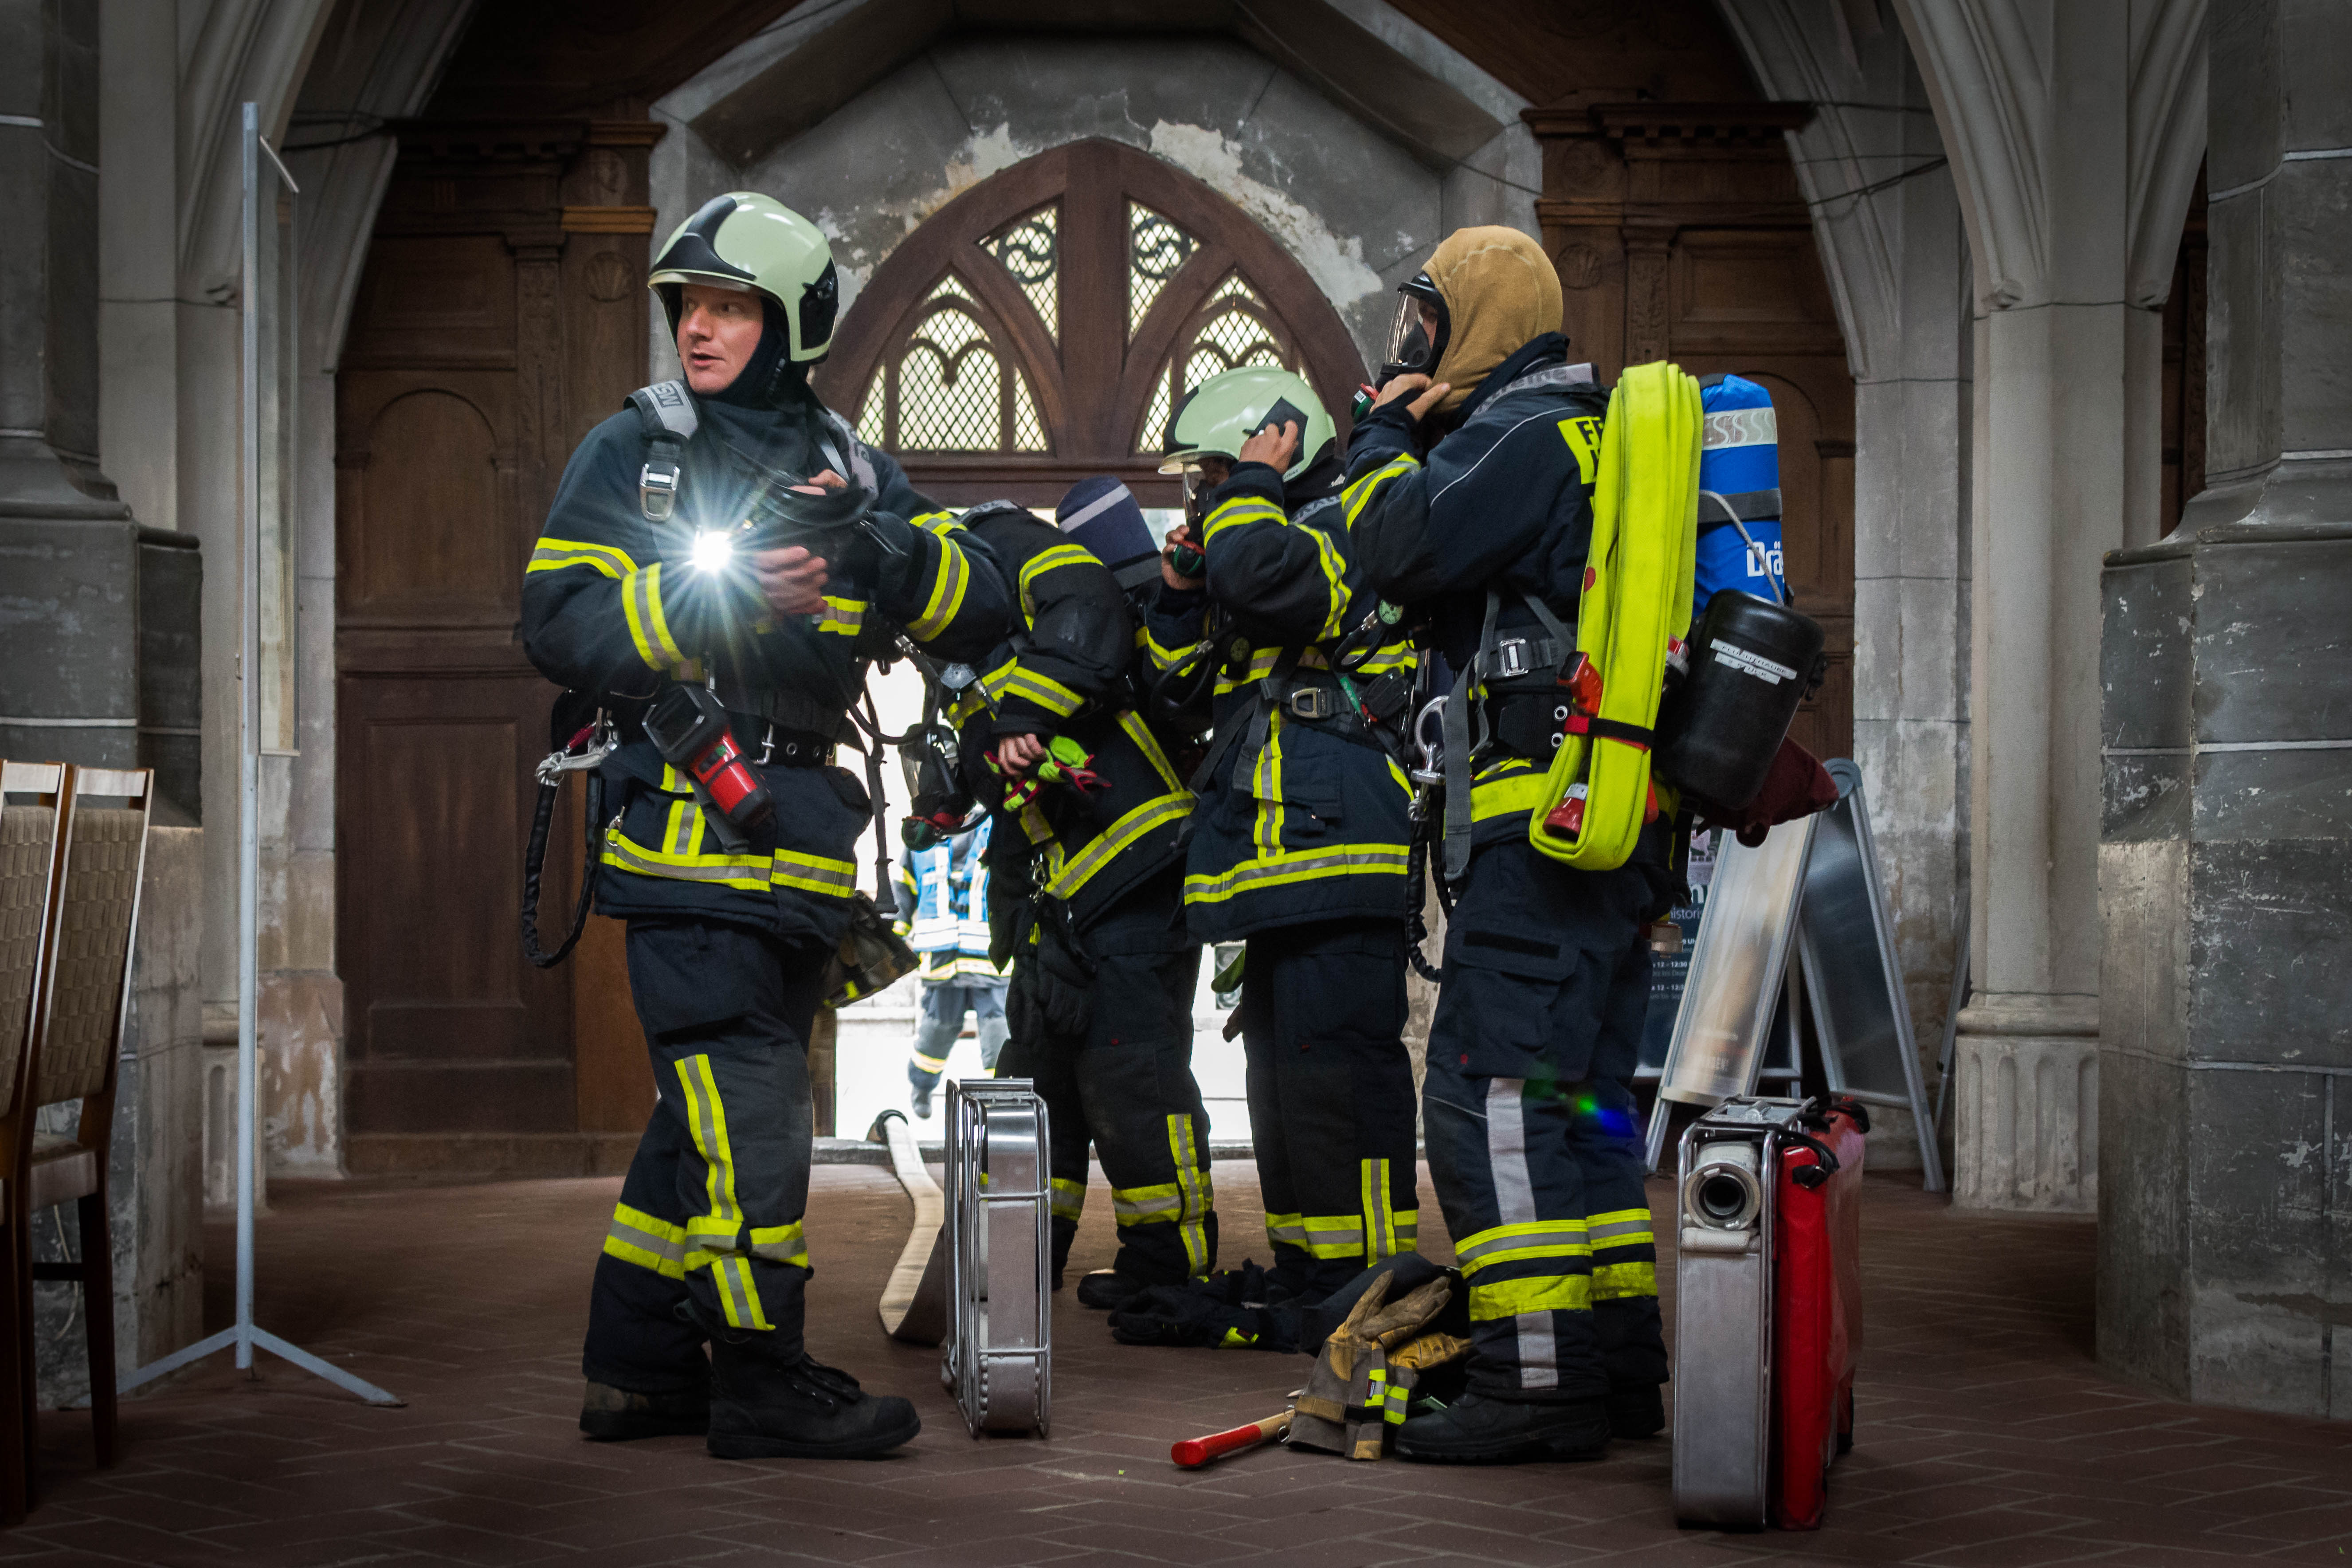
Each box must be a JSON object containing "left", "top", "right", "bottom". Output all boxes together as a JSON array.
[{"left": 1695, "top": 374, "right": 1788, "bottom": 607}]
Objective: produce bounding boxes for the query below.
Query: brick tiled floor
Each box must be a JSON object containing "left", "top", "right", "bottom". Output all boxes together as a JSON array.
[{"left": 14, "top": 1162, "right": 2352, "bottom": 1565}]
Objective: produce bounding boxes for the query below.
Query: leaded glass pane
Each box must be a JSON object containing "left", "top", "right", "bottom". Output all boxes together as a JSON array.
[
  {"left": 986, "top": 205, "right": 1059, "bottom": 341},
  {"left": 1129, "top": 203, "right": 1196, "bottom": 336},
  {"left": 1011, "top": 374, "right": 1047, "bottom": 451},
  {"left": 895, "top": 283, "right": 1003, "bottom": 451},
  {"left": 856, "top": 373, "right": 886, "bottom": 444},
  {"left": 1211, "top": 273, "right": 1262, "bottom": 306},
  {"left": 1196, "top": 302, "right": 1286, "bottom": 369},
  {"left": 1137, "top": 363, "right": 1173, "bottom": 454}
]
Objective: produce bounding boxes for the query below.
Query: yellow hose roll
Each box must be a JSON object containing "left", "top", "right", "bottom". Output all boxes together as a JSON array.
[{"left": 1528, "top": 362, "right": 1699, "bottom": 871}]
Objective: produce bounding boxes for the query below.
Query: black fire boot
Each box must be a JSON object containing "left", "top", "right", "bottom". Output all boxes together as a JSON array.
[
  {"left": 1074, "top": 1269, "right": 1152, "bottom": 1311},
  {"left": 1393, "top": 1392, "right": 1611, "bottom": 1465},
  {"left": 706, "top": 1340, "right": 920, "bottom": 1461},
  {"left": 579, "top": 1381, "right": 709, "bottom": 1441},
  {"left": 1605, "top": 1384, "right": 1666, "bottom": 1439}
]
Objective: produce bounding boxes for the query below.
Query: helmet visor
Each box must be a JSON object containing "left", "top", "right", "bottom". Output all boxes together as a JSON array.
[{"left": 1385, "top": 294, "right": 1439, "bottom": 374}]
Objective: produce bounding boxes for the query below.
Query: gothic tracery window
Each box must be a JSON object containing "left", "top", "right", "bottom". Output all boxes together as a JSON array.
[
  {"left": 988, "top": 204, "right": 1059, "bottom": 341},
  {"left": 856, "top": 274, "right": 1048, "bottom": 453},
  {"left": 1135, "top": 272, "right": 1297, "bottom": 454}
]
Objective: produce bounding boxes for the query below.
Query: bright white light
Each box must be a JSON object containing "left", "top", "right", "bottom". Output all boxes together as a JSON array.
[{"left": 690, "top": 529, "right": 735, "bottom": 573}]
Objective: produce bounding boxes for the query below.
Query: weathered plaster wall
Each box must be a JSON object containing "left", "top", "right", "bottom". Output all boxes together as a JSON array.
[{"left": 650, "top": 18, "right": 1537, "bottom": 384}]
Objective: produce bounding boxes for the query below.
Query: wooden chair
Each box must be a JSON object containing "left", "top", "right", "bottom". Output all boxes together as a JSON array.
[
  {"left": 0, "top": 762, "right": 67, "bottom": 1521},
  {"left": 11, "top": 766, "right": 151, "bottom": 1497}
]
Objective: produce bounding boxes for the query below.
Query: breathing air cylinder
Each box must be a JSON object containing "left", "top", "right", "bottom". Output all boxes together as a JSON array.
[
  {"left": 1655, "top": 589, "right": 1826, "bottom": 810},
  {"left": 1693, "top": 374, "right": 1787, "bottom": 605}
]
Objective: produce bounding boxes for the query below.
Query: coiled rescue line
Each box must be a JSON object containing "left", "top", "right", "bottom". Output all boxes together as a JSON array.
[{"left": 1528, "top": 361, "right": 1700, "bottom": 871}]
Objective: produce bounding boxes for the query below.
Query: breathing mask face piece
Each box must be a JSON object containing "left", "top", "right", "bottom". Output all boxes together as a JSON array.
[{"left": 1380, "top": 273, "right": 1450, "bottom": 384}]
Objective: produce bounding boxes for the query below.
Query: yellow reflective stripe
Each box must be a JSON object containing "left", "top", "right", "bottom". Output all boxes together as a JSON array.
[
  {"left": 674, "top": 1054, "right": 770, "bottom": 1331},
  {"left": 1050, "top": 1177, "right": 1087, "bottom": 1220},
  {"left": 1593, "top": 1261, "right": 1658, "bottom": 1301},
  {"left": 1297, "top": 1213, "right": 1366, "bottom": 1260},
  {"left": 907, "top": 534, "right": 972, "bottom": 641},
  {"left": 772, "top": 849, "right": 858, "bottom": 899},
  {"left": 1213, "top": 643, "right": 1329, "bottom": 697},
  {"left": 816, "top": 595, "right": 866, "bottom": 638},
  {"left": 1342, "top": 454, "right": 1419, "bottom": 529},
  {"left": 604, "top": 827, "right": 857, "bottom": 898},
  {"left": 621, "top": 564, "right": 687, "bottom": 671},
  {"left": 1183, "top": 843, "right": 1412, "bottom": 906},
  {"left": 1308, "top": 527, "right": 1348, "bottom": 643},
  {"left": 1118, "top": 710, "right": 1185, "bottom": 792},
  {"left": 1168, "top": 1113, "right": 1211, "bottom": 1275},
  {"left": 528, "top": 537, "right": 637, "bottom": 578},
  {"left": 1469, "top": 1273, "right": 1591, "bottom": 1321},
  {"left": 1140, "top": 625, "right": 1194, "bottom": 672},
  {"left": 1587, "top": 1208, "right": 1655, "bottom": 1248},
  {"left": 1018, "top": 543, "right": 1098, "bottom": 621},
  {"left": 747, "top": 1222, "right": 809, "bottom": 1270},
  {"left": 1200, "top": 498, "right": 1284, "bottom": 546},
  {"left": 1265, "top": 1212, "right": 1305, "bottom": 1247},
  {"left": 950, "top": 686, "right": 989, "bottom": 725},
  {"left": 910, "top": 510, "right": 959, "bottom": 537},
  {"left": 1252, "top": 710, "right": 1284, "bottom": 855},
  {"left": 911, "top": 1047, "right": 949, "bottom": 1073},
  {"left": 1348, "top": 640, "right": 1416, "bottom": 677},
  {"left": 603, "top": 1201, "right": 687, "bottom": 1280},
  {"left": 1043, "top": 790, "right": 1193, "bottom": 903},
  {"left": 1361, "top": 1158, "right": 1412, "bottom": 1264},
  {"left": 1000, "top": 665, "right": 1086, "bottom": 717},
  {"left": 1471, "top": 762, "right": 1555, "bottom": 823},
  {"left": 663, "top": 799, "right": 702, "bottom": 856},
  {"left": 604, "top": 827, "right": 771, "bottom": 892},
  {"left": 1454, "top": 1218, "right": 1589, "bottom": 1268},
  {"left": 1113, "top": 1182, "right": 1184, "bottom": 1222},
  {"left": 980, "top": 657, "right": 1019, "bottom": 703}
]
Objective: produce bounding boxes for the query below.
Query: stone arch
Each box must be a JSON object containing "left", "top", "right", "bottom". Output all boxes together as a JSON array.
[{"left": 814, "top": 138, "right": 1368, "bottom": 507}]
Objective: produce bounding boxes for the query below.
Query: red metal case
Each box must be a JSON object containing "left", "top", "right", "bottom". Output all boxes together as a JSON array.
[{"left": 1768, "top": 1104, "right": 1865, "bottom": 1529}]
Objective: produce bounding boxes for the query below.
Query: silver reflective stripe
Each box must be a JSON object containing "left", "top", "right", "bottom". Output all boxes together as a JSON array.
[
  {"left": 1114, "top": 1192, "right": 1181, "bottom": 1219},
  {"left": 608, "top": 1214, "right": 684, "bottom": 1266},
  {"left": 1483, "top": 1078, "right": 1556, "bottom": 1390},
  {"left": 604, "top": 835, "right": 761, "bottom": 884}
]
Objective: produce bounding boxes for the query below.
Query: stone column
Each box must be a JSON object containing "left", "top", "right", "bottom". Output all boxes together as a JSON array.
[
  {"left": 1895, "top": 0, "right": 2207, "bottom": 1211},
  {"left": 2097, "top": 0, "right": 2352, "bottom": 1415}
]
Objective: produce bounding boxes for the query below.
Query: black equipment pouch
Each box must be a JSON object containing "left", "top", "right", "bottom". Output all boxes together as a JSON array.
[{"left": 1005, "top": 894, "right": 1098, "bottom": 1041}]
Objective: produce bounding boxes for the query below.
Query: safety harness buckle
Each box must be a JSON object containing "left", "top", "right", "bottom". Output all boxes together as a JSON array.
[
  {"left": 639, "top": 460, "right": 681, "bottom": 523},
  {"left": 1286, "top": 686, "right": 1336, "bottom": 721}
]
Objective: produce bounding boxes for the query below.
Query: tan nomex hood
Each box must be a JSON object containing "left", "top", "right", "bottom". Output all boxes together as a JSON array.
[{"left": 1425, "top": 227, "right": 1563, "bottom": 415}]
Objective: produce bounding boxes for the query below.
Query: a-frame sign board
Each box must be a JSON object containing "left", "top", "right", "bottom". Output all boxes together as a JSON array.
[{"left": 1641, "top": 760, "right": 1945, "bottom": 1189}]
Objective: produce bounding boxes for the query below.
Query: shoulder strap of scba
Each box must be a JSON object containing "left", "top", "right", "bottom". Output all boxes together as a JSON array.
[
  {"left": 1523, "top": 360, "right": 1700, "bottom": 873},
  {"left": 626, "top": 379, "right": 878, "bottom": 522}
]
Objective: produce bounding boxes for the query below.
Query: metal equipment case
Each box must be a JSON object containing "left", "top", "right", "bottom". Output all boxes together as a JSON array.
[
  {"left": 1671, "top": 1096, "right": 1865, "bottom": 1529},
  {"left": 941, "top": 1079, "right": 1053, "bottom": 1437}
]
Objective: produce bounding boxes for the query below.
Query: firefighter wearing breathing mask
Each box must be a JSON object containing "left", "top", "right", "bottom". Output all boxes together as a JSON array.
[
  {"left": 1344, "top": 227, "right": 1674, "bottom": 1463},
  {"left": 1122, "top": 365, "right": 1423, "bottom": 1321},
  {"left": 521, "top": 192, "right": 1008, "bottom": 1461}
]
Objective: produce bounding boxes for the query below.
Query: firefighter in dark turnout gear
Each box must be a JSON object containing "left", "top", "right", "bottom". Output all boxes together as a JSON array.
[
  {"left": 525, "top": 192, "right": 1009, "bottom": 1460},
  {"left": 1148, "top": 366, "right": 1423, "bottom": 1307},
  {"left": 945, "top": 478, "right": 1214, "bottom": 1296},
  {"left": 1344, "top": 226, "right": 1670, "bottom": 1463}
]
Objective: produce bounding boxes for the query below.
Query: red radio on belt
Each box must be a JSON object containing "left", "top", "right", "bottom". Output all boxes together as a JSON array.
[
  {"left": 643, "top": 683, "right": 773, "bottom": 836},
  {"left": 1672, "top": 1095, "right": 1867, "bottom": 1531}
]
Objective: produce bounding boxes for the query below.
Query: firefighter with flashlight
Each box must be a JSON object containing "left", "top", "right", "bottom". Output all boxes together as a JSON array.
[
  {"left": 522, "top": 192, "right": 1007, "bottom": 1460},
  {"left": 1342, "top": 227, "right": 1672, "bottom": 1464},
  {"left": 1111, "top": 366, "right": 1423, "bottom": 1319}
]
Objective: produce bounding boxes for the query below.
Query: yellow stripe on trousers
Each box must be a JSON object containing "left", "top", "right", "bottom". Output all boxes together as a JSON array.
[{"left": 673, "top": 1054, "right": 771, "bottom": 1331}]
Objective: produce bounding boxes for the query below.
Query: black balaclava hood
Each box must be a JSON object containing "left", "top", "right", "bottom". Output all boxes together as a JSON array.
[{"left": 702, "top": 294, "right": 810, "bottom": 412}]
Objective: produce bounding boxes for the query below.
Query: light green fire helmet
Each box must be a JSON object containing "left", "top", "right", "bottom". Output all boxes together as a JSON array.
[
  {"left": 1159, "top": 365, "right": 1337, "bottom": 484},
  {"left": 650, "top": 192, "right": 839, "bottom": 363}
]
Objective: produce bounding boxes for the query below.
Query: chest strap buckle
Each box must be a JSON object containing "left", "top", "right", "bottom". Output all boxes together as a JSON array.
[
  {"left": 1285, "top": 686, "right": 1336, "bottom": 721},
  {"left": 640, "top": 460, "right": 681, "bottom": 523}
]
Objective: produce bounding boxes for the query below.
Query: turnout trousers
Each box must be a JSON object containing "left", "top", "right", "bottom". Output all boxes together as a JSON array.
[
  {"left": 1237, "top": 917, "right": 1420, "bottom": 1299},
  {"left": 909, "top": 978, "right": 1009, "bottom": 1081},
  {"left": 1000, "top": 869, "right": 1213, "bottom": 1286},
  {"left": 1421, "top": 839, "right": 1661, "bottom": 1403},
  {"left": 583, "top": 917, "right": 825, "bottom": 1392}
]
